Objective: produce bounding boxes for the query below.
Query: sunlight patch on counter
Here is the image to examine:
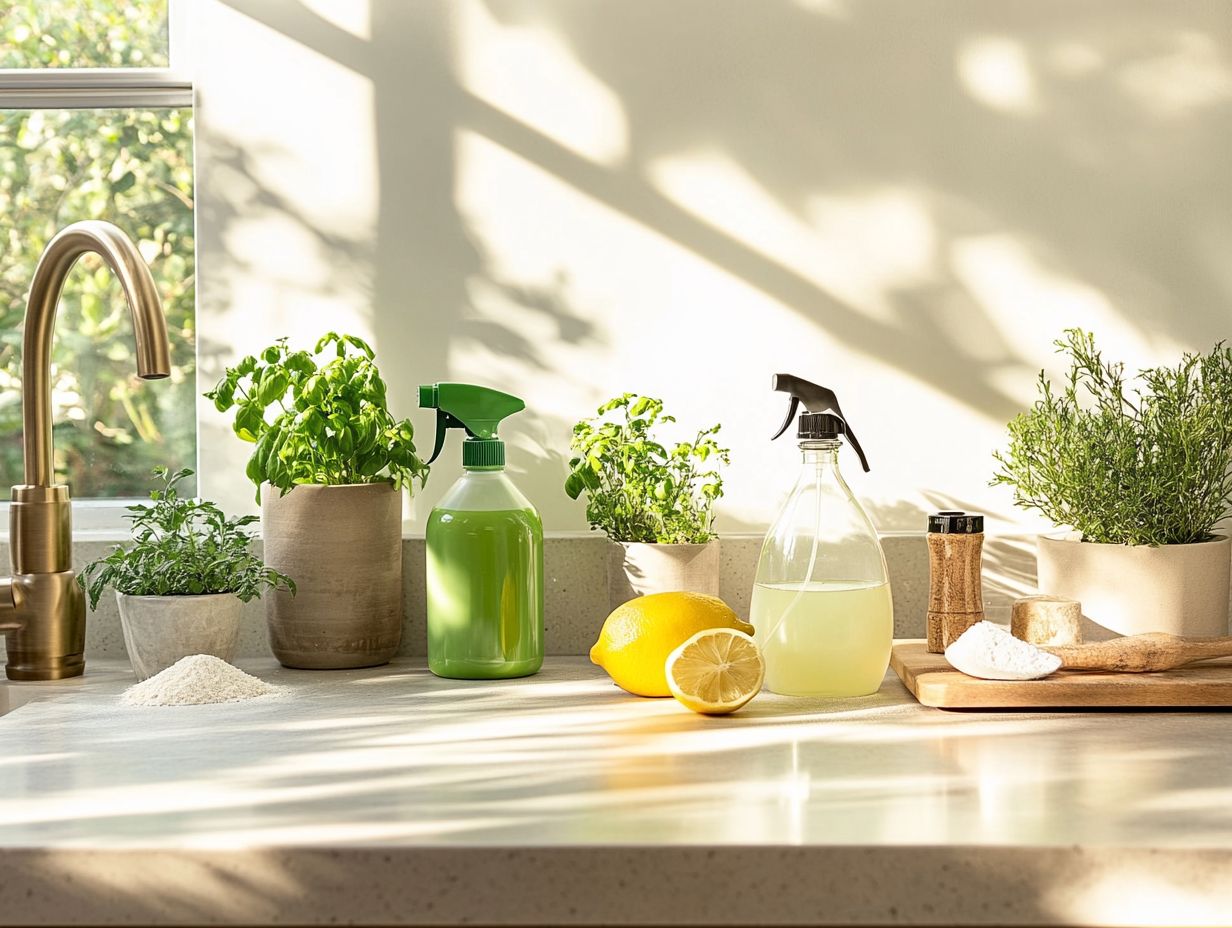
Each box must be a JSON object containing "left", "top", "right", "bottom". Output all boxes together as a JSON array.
[
  {"left": 1049, "top": 867, "right": 1230, "bottom": 927},
  {"left": 174, "top": 817, "right": 519, "bottom": 849}
]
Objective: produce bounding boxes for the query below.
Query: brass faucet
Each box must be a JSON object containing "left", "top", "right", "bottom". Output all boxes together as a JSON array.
[{"left": 0, "top": 221, "right": 171, "bottom": 681}]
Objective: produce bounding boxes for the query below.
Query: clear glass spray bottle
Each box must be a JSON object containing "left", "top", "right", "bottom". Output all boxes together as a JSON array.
[{"left": 750, "top": 375, "right": 893, "bottom": 697}]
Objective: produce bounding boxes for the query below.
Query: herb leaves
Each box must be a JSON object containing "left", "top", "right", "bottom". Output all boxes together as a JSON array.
[
  {"left": 206, "top": 333, "right": 428, "bottom": 503},
  {"left": 993, "top": 330, "right": 1232, "bottom": 545},
  {"left": 565, "top": 394, "right": 729, "bottom": 544},
  {"left": 78, "top": 468, "right": 294, "bottom": 609}
]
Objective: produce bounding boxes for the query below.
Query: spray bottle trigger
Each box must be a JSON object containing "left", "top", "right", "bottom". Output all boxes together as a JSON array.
[
  {"left": 845, "top": 426, "right": 871, "bottom": 473},
  {"left": 772, "top": 395, "right": 800, "bottom": 440},
  {"left": 427, "top": 414, "right": 448, "bottom": 465},
  {"left": 770, "top": 372, "right": 872, "bottom": 472},
  {"left": 427, "top": 411, "right": 466, "bottom": 465}
]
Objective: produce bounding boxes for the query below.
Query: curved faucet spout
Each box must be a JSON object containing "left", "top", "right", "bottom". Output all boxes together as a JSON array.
[
  {"left": 22, "top": 220, "right": 171, "bottom": 488},
  {"left": 5, "top": 221, "right": 170, "bottom": 680}
]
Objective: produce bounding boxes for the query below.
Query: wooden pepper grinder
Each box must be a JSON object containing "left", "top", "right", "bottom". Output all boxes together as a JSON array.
[{"left": 926, "top": 511, "right": 984, "bottom": 653}]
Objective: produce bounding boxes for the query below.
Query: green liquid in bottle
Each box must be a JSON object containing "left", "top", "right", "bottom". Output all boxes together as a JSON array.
[{"left": 425, "top": 507, "right": 544, "bottom": 679}]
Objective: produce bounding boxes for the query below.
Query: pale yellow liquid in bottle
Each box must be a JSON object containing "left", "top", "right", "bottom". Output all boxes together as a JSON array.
[{"left": 751, "top": 580, "right": 893, "bottom": 696}]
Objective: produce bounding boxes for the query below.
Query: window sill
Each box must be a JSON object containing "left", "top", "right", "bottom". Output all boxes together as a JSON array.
[{"left": 0, "top": 68, "right": 192, "bottom": 107}]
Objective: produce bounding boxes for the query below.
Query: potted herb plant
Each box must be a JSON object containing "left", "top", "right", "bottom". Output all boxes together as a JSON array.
[
  {"left": 79, "top": 468, "right": 294, "bottom": 681},
  {"left": 207, "top": 333, "right": 429, "bottom": 669},
  {"left": 565, "top": 394, "right": 730, "bottom": 611},
  {"left": 993, "top": 330, "right": 1232, "bottom": 637}
]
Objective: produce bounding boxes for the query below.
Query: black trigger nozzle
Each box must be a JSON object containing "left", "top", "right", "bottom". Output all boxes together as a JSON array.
[
  {"left": 772, "top": 395, "right": 799, "bottom": 440},
  {"left": 769, "top": 372, "right": 871, "bottom": 471}
]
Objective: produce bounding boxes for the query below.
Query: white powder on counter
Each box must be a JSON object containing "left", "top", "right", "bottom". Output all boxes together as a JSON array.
[
  {"left": 945, "top": 621, "right": 1063, "bottom": 681},
  {"left": 121, "top": 655, "right": 278, "bottom": 707}
]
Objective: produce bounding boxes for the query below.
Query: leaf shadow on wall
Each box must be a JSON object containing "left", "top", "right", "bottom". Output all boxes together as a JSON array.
[
  {"left": 464, "top": 0, "right": 1232, "bottom": 399},
  {"left": 211, "top": 0, "right": 1232, "bottom": 531},
  {"left": 205, "top": 0, "right": 603, "bottom": 517},
  {"left": 195, "top": 134, "right": 372, "bottom": 372}
]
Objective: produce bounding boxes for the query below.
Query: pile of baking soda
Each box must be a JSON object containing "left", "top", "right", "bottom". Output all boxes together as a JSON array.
[
  {"left": 121, "top": 654, "right": 277, "bottom": 707},
  {"left": 944, "top": 621, "right": 1062, "bottom": 681}
]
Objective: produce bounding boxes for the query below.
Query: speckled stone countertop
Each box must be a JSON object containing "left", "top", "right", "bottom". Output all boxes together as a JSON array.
[{"left": 1, "top": 656, "right": 1229, "bottom": 927}]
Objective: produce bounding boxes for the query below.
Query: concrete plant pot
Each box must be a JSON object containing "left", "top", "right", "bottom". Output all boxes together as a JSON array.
[
  {"left": 608, "top": 540, "right": 720, "bottom": 613},
  {"left": 117, "top": 592, "right": 242, "bottom": 682},
  {"left": 1037, "top": 534, "right": 1232, "bottom": 638},
  {"left": 262, "top": 482, "right": 402, "bottom": 669}
]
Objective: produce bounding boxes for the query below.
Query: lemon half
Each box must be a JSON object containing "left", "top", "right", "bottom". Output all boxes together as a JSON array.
[{"left": 666, "top": 628, "right": 765, "bottom": 715}]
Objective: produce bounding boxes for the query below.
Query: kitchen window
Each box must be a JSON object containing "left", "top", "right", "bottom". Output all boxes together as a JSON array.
[{"left": 0, "top": 0, "right": 195, "bottom": 514}]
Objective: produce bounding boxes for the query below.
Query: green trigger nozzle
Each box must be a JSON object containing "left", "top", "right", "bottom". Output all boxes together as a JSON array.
[{"left": 419, "top": 382, "right": 525, "bottom": 469}]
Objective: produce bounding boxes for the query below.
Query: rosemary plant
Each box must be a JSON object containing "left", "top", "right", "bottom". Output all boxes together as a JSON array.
[{"left": 993, "top": 330, "right": 1232, "bottom": 545}]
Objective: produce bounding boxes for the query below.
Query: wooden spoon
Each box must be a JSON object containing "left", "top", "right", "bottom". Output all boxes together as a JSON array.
[{"left": 1043, "top": 633, "right": 1232, "bottom": 673}]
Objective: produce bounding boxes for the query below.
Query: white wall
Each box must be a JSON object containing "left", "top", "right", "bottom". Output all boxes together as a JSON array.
[{"left": 194, "top": 0, "right": 1232, "bottom": 534}]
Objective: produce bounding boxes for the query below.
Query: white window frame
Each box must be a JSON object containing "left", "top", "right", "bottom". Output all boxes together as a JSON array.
[{"left": 0, "top": 1, "right": 195, "bottom": 537}]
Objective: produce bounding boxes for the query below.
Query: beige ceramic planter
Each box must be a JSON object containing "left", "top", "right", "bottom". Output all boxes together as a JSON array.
[
  {"left": 117, "top": 592, "right": 242, "bottom": 682},
  {"left": 608, "top": 540, "right": 720, "bottom": 613},
  {"left": 262, "top": 482, "right": 402, "bottom": 669},
  {"left": 1037, "top": 534, "right": 1231, "bottom": 638}
]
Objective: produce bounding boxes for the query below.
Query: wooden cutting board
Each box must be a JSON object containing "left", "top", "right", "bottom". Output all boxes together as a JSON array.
[{"left": 891, "top": 640, "right": 1232, "bottom": 709}]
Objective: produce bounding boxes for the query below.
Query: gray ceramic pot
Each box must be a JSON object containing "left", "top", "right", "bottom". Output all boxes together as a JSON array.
[
  {"left": 1037, "top": 534, "right": 1231, "bottom": 638},
  {"left": 608, "top": 540, "right": 721, "bottom": 613},
  {"left": 261, "top": 482, "right": 402, "bottom": 669},
  {"left": 117, "top": 592, "right": 242, "bottom": 682}
]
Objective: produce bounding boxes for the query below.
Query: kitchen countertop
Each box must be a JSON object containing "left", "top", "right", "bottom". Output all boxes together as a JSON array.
[{"left": 1, "top": 654, "right": 1230, "bottom": 927}]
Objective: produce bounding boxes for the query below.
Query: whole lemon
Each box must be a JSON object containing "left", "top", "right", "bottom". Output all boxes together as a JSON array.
[{"left": 590, "top": 592, "right": 754, "bottom": 697}]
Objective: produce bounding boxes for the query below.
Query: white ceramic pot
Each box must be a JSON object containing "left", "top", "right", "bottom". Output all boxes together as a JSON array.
[
  {"left": 1036, "top": 534, "right": 1231, "bottom": 638},
  {"left": 117, "top": 592, "right": 243, "bottom": 681},
  {"left": 608, "top": 540, "right": 721, "bottom": 613}
]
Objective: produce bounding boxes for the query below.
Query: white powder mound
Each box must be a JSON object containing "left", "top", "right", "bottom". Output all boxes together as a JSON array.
[
  {"left": 121, "top": 654, "right": 277, "bottom": 707},
  {"left": 945, "top": 621, "right": 1063, "bottom": 681}
]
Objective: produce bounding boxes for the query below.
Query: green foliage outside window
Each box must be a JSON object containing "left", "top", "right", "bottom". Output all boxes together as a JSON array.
[
  {"left": 0, "top": 4, "right": 195, "bottom": 497},
  {"left": 0, "top": 1, "right": 168, "bottom": 69}
]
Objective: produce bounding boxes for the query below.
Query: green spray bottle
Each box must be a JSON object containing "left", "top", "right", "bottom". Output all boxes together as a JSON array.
[{"left": 419, "top": 383, "right": 544, "bottom": 679}]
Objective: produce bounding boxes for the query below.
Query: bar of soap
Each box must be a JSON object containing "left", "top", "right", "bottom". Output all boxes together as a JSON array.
[{"left": 1011, "top": 594, "right": 1083, "bottom": 646}]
